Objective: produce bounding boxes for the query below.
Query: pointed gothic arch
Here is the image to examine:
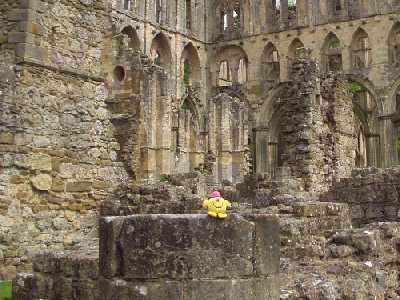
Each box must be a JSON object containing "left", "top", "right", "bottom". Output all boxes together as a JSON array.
[
  {"left": 351, "top": 28, "right": 371, "bottom": 70},
  {"left": 150, "top": 32, "right": 173, "bottom": 70},
  {"left": 180, "top": 43, "right": 201, "bottom": 86},
  {"left": 321, "top": 32, "right": 343, "bottom": 72}
]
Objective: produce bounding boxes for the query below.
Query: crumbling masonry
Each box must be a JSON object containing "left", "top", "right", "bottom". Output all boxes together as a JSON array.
[{"left": 3, "top": 0, "right": 400, "bottom": 298}]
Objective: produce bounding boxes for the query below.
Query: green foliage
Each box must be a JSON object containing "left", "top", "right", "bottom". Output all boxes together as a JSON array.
[
  {"left": 180, "top": 99, "right": 191, "bottom": 112},
  {"left": 328, "top": 39, "right": 340, "bottom": 49},
  {"left": 348, "top": 82, "right": 364, "bottom": 94},
  {"left": 0, "top": 281, "right": 12, "bottom": 300},
  {"left": 159, "top": 174, "right": 170, "bottom": 182},
  {"left": 154, "top": 51, "right": 161, "bottom": 66},
  {"left": 396, "top": 133, "right": 400, "bottom": 161}
]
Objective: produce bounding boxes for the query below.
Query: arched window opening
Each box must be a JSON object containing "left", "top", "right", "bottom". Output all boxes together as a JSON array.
[
  {"left": 220, "top": 10, "right": 228, "bottom": 32},
  {"left": 156, "top": 0, "right": 162, "bottom": 23},
  {"left": 216, "top": 45, "right": 248, "bottom": 86},
  {"left": 218, "top": 1, "right": 241, "bottom": 34},
  {"left": 262, "top": 43, "right": 280, "bottom": 83},
  {"left": 150, "top": 33, "right": 172, "bottom": 70},
  {"left": 351, "top": 28, "right": 371, "bottom": 69},
  {"left": 233, "top": 2, "right": 241, "bottom": 31},
  {"left": 154, "top": 51, "right": 161, "bottom": 66},
  {"left": 355, "top": 126, "right": 367, "bottom": 167},
  {"left": 124, "top": 0, "right": 131, "bottom": 10},
  {"left": 231, "top": 102, "right": 240, "bottom": 150},
  {"left": 288, "top": 39, "right": 305, "bottom": 69},
  {"left": 186, "top": 0, "right": 192, "bottom": 30},
  {"left": 288, "top": 0, "right": 297, "bottom": 27},
  {"left": 183, "top": 59, "right": 190, "bottom": 85},
  {"left": 335, "top": 0, "right": 342, "bottom": 11},
  {"left": 388, "top": 23, "right": 400, "bottom": 68},
  {"left": 176, "top": 98, "right": 200, "bottom": 172},
  {"left": 351, "top": 81, "right": 380, "bottom": 167},
  {"left": 181, "top": 43, "right": 201, "bottom": 87},
  {"left": 238, "top": 58, "right": 247, "bottom": 84},
  {"left": 219, "top": 61, "right": 232, "bottom": 86},
  {"left": 392, "top": 87, "right": 400, "bottom": 164},
  {"left": 113, "top": 66, "right": 126, "bottom": 82},
  {"left": 120, "top": 26, "right": 140, "bottom": 50},
  {"left": 322, "top": 33, "right": 343, "bottom": 72}
]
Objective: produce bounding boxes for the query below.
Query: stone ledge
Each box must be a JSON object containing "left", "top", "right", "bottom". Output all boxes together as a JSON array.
[{"left": 100, "top": 214, "right": 279, "bottom": 280}]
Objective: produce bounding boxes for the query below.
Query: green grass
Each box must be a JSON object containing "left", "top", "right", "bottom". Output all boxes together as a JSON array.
[{"left": 0, "top": 281, "right": 12, "bottom": 300}]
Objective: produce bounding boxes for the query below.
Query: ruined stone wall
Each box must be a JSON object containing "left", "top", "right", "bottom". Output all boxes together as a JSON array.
[
  {"left": 0, "top": 0, "right": 131, "bottom": 279},
  {"left": 12, "top": 251, "right": 98, "bottom": 300},
  {"left": 321, "top": 74, "right": 356, "bottom": 180},
  {"left": 321, "top": 166, "right": 400, "bottom": 225},
  {"left": 12, "top": 214, "right": 280, "bottom": 300},
  {"left": 277, "top": 59, "right": 356, "bottom": 196}
]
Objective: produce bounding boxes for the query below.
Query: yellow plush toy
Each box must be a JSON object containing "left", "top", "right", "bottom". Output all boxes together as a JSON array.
[{"left": 202, "top": 191, "right": 231, "bottom": 219}]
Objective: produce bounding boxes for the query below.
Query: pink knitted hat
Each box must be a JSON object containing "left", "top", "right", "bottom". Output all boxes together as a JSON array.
[{"left": 209, "top": 191, "right": 221, "bottom": 198}]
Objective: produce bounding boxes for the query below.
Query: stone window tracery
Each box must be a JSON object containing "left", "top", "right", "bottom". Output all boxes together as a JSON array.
[
  {"left": 186, "top": 0, "right": 192, "bottom": 30},
  {"left": 288, "top": 0, "right": 297, "bottom": 27},
  {"left": 124, "top": 0, "right": 131, "bottom": 10},
  {"left": 389, "top": 23, "right": 400, "bottom": 68},
  {"left": 219, "top": 61, "right": 232, "bottom": 86},
  {"left": 262, "top": 43, "right": 280, "bottom": 84},
  {"left": 180, "top": 43, "right": 201, "bottom": 88},
  {"left": 150, "top": 33, "right": 172, "bottom": 70},
  {"left": 322, "top": 33, "right": 342, "bottom": 72},
  {"left": 238, "top": 58, "right": 247, "bottom": 84},
  {"left": 155, "top": 0, "right": 162, "bottom": 23},
  {"left": 351, "top": 28, "right": 371, "bottom": 69},
  {"left": 218, "top": 0, "right": 241, "bottom": 34}
]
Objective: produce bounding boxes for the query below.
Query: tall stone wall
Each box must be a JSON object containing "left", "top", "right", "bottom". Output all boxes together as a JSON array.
[
  {"left": 0, "top": 0, "right": 131, "bottom": 279},
  {"left": 279, "top": 59, "right": 356, "bottom": 196}
]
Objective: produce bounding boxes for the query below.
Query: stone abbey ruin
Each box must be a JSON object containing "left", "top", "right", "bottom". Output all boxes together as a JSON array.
[{"left": 3, "top": 0, "right": 400, "bottom": 299}]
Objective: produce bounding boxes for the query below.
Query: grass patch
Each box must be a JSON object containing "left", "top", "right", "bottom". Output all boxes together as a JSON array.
[{"left": 0, "top": 281, "right": 12, "bottom": 300}]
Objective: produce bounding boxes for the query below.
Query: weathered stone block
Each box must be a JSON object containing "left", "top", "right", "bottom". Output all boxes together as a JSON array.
[
  {"left": 99, "top": 278, "right": 182, "bottom": 300},
  {"left": 0, "top": 132, "right": 15, "bottom": 144},
  {"left": 99, "top": 214, "right": 279, "bottom": 299},
  {"left": 31, "top": 174, "right": 52, "bottom": 191},
  {"left": 65, "top": 181, "right": 92, "bottom": 192},
  {"left": 293, "top": 202, "right": 327, "bottom": 217}
]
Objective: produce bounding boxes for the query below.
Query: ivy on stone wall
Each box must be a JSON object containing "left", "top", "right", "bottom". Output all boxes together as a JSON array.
[{"left": 348, "top": 82, "right": 364, "bottom": 94}]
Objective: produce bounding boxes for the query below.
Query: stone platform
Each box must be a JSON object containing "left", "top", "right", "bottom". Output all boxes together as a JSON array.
[{"left": 13, "top": 213, "right": 280, "bottom": 300}]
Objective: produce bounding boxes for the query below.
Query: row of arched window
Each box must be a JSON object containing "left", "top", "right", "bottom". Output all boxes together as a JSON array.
[
  {"left": 216, "top": 24, "right": 400, "bottom": 87},
  {"left": 122, "top": 0, "right": 194, "bottom": 31}
]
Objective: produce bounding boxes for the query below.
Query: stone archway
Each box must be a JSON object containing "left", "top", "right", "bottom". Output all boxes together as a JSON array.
[
  {"left": 254, "top": 84, "right": 287, "bottom": 177},
  {"left": 349, "top": 79, "right": 381, "bottom": 167}
]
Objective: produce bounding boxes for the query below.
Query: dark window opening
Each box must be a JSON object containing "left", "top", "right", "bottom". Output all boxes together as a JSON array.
[
  {"left": 156, "top": 0, "right": 162, "bottom": 23},
  {"left": 184, "top": 59, "right": 190, "bottom": 85},
  {"left": 288, "top": 0, "right": 297, "bottom": 27},
  {"left": 186, "top": 0, "right": 192, "bottom": 30},
  {"left": 335, "top": 0, "right": 342, "bottom": 11},
  {"left": 114, "top": 66, "right": 126, "bottom": 82},
  {"left": 124, "top": 0, "right": 131, "bottom": 10}
]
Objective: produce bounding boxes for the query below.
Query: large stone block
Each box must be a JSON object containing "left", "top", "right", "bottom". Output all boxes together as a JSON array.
[{"left": 99, "top": 214, "right": 280, "bottom": 299}]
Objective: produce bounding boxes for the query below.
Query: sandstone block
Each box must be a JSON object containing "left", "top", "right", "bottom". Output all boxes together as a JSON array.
[
  {"left": 31, "top": 174, "right": 52, "bottom": 191},
  {"left": 100, "top": 214, "right": 279, "bottom": 283},
  {"left": 65, "top": 181, "right": 92, "bottom": 193},
  {"left": 293, "top": 202, "right": 327, "bottom": 217},
  {"left": 0, "top": 132, "right": 15, "bottom": 144}
]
